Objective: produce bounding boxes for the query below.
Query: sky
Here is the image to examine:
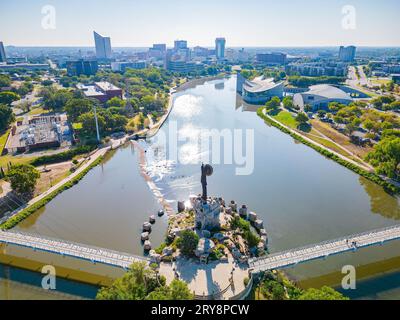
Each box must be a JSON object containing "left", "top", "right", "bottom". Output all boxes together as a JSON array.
[{"left": 1, "top": 0, "right": 400, "bottom": 47}]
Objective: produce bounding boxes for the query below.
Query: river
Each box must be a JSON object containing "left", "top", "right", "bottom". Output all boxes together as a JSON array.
[{"left": 1, "top": 76, "right": 400, "bottom": 299}]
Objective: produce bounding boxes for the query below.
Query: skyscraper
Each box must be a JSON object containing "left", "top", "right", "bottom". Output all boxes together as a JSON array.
[
  {"left": 215, "top": 37, "right": 226, "bottom": 60},
  {"left": 93, "top": 31, "right": 112, "bottom": 59},
  {"left": 174, "top": 40, "right": 187, "bottom": 50},
  {"left": 339, "top": 46, "right": 356, "bottom": 62},
  {"left": 0, "top": 42, "right": 6, "bottom": 63}
]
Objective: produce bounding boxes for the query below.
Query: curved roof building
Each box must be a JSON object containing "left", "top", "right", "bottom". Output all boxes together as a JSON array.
[
  {"left": 293, "top": 84, "right": 353, "bottom": 111},
  {"left": 237, "top": 73, "right": 284, "bottom": 104}
]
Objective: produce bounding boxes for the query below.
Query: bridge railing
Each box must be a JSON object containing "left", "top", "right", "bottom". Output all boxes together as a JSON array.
[
  {"left": 0, "top": 230, "right": 150, "bottom": 264},
  {"left": 249, "top": 224, "right": 400, "bottom": 268}
]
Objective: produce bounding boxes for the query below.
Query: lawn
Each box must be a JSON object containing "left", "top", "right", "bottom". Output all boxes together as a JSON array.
[
  {"left": 0, "top": 154, "right": 37, "bottom": 170},
  {"left": 272, "top": 111, "right": 298, "bottom": 129},
  {"left": 0, "top": 129, "right": 10, "bottom": 155},
  {"left": 28, "top": 107, "right": 50, "bottom": 116}
]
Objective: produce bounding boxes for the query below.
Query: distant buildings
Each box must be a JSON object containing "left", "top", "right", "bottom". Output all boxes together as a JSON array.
[
  {"left": 215, "top": 37, "right": 226, "bottom": 60},
  {"left": 76, "top": 81, "right": 122, "bottom": 103},
  {"left": 0, "top": 63, "right": 49, "bottom": 71},
  {"left": 148, "top": 44, "right": 166, "bottom": 59},
  {"left": 339, "top": 46, "right": 356, "bottom": 62},
  {"left": 66, "top": 59, "right": 98, "bottom": 76},
  {"left": 111, "top": 61, "right": 147, "bottom": 72},
  {"left": 293, "top": 84, "right": 353, "bottom": 111},
  {"left": 93, "top": 31, "right": 112, "bottom": 59},
  {"left": 286, "top": 62, "right": 348, "bottom": 77},
  {"left": 0, "top": 41, "right": 6, "bottom": 62},
  {"left": 166, "top": 60, "right": 200, "bottom": 73},
  {"left": 256, "top": 53, "right": 287, "bottom": 65},
  {"left": 174, "top": 40, "right": 188, "bottom": 50},
  {"left": 236, "top": 73, "right": 284, "bottom": 104}
]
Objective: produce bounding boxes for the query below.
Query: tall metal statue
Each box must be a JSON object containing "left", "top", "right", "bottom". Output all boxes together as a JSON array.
[{"left": 201, "top": 163, "right": 213, "bottom": 201}]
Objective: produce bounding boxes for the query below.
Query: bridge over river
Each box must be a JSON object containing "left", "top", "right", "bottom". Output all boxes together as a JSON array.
[
  {"left": 0, "top": 230, "right": 149, "bottom": 269},
  {"left": 1, "top": 224, "right": 400, "bottom": 274},
  {"left": 249, "top": 224, "right": 400, "bottom": 273}
]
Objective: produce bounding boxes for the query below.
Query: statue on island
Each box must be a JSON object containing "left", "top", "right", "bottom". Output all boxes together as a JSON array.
[{"left": 201, "top": 163, "right": 213, "bottom": 201}]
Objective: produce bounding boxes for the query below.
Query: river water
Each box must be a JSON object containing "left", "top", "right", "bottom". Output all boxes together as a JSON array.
[{"left": 1, "top": 76, "right": 400, "bottom": 299}]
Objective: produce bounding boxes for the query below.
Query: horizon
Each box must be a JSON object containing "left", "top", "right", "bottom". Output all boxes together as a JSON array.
[{"left": 1, "top": 0, "right": 400, "bottom": 47}]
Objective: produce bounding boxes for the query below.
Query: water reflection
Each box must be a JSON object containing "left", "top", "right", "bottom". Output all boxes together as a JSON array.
[{"left": 360, "top": 177, "right": 400, "bottom": 220}]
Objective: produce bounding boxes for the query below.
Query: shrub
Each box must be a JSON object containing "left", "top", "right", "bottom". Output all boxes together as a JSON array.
[
  {"left": 178, "top": 230, "right": 199, "bottom": 257},
  {"left": 31, "top": 145, "right": 96, "bottom": 166}
]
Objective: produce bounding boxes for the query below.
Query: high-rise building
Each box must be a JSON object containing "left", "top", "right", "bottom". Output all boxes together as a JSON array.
[
  {"left": 215, "top": 37, "right": 226, "bottom": 60},
  {"left": 339, "top": 46, "right": 356, "bottom": 62},
  {"left": 66, "top": 59, "right": 98, "bottom": 76},
  {"left": 93, "top": 31, "right": 112, "bottom": 59},
  {"left": 152, "top": 43, "right": 166, "bottom": 52},
  {"left": 0, "top": 41, "right": 6, "bottom": 62},
  {"left": 174, "top": 40, "right": 187, "bottom": 50}
]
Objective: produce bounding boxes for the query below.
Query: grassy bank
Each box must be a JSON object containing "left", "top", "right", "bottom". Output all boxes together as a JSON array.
[
  {"left": 257, "top": 107, "right": 399, "bottom": 194},
  {"left": 0, "top": 154, "right": 105, "bottom": 230}
]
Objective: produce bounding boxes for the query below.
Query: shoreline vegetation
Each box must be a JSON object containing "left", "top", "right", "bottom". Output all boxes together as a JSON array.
[
  {"left": 0, "top": 154, "right": 104, "bottom": 230},
  {"left": 256, "top": 107, "right": 400, "bottom": 194}
]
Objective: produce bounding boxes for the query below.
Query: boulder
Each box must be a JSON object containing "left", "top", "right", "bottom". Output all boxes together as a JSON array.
[
  {"left": 229, "top": 201, "right": 237, "bottom": 212},
  {"left": 254, "top": 219, "right": 263, "bottom": 230},
  {"left": 177, "top": 201, "right": 185, "bottom": 212},
  {"left": 142, "top": 222, "right": 152, "bottom": 232},
  {"left": 248, "top": 211, "right": 257, "bottom": 222},
  {"left": 259, "top": 229, "right": 267, "bottom": 236},
  {"left": 239, "top": 205, "right": 248, "bottom": 218},
  {"left": 157, "top": 210, "right": 165, "bottom": 217},
  {"left": 149, "top": 250, "right": 161, "bottom": 263},
  {"left": 149, "top": 215, "right": 156, "bottom": 223},
  {"left": 143, "top": 240, "right": 152, "bottom": 251},
  {"left": 141, "top": 232, "right": 149, "bottom": 241},
  {"left": 225, "top": 207, "right": 232, "bottom": 215}
]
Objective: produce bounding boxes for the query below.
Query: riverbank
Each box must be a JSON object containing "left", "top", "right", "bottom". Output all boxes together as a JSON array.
[{"left": 257, "top": 107, "right": 400, "bottom": 194}]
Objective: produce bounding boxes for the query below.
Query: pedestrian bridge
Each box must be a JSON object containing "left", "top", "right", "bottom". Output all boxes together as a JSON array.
[
  {"left": 1, "top": 224, "right": 400, "bottom": 273},
  {"left": 249, "top": 224, "right": 400, "bottom": 274},
  {"left": 0, "top": 230, "right": 149, "bottom": 269}
]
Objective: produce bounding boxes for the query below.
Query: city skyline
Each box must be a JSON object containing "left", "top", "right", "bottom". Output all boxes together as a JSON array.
[{"left": 1, "top": 0, "right": 400, "bottom": 47}]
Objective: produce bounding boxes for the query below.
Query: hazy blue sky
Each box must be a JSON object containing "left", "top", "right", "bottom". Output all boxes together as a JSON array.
[{"left": 1, "top": 0, "right": 399, "bottom": 47}]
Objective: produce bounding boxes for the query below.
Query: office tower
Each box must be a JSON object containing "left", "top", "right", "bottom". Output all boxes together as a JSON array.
[
  {"left": 66, "top": 59, "right": 98, "bottom": 76},
  {"left": 339, "top": 46, "right": 356, "bottom": 62},
  {"left": 174, "top": 40, "right": 188, "bottom": 50},
  {"left": 0, "top": 42, "right": 6, "bottom": 62},
  {"left": 93, "top": 31, "right": 112, "bottom": 59},
  {"left": 215, "top": 37, "right": 226, "bottom": 60},
  {"left": 152, "top": 44, "right": 166, "bottom": 53}
]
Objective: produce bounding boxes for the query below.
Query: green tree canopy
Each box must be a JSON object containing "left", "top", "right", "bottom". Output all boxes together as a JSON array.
[
  {"left": 0, "top": 91, "right": 20, "bottom": 105},
  {"left": 298, "top": 286, "right": 349, "bottom": 300},
  {"left": 7, "top": 164, "right": 40, "bottom": 196},
  {"left": 366, "top": 137, "right": 400, "bottom": 179},
  {"left": 177, "top": 230, "right": 199, "bottom": 257},
  {"left": 96, "top": 262, "right": 193, "bottom": 300},
  {"left": 0, "top": 104, "right": 15, "bottom": 131}
]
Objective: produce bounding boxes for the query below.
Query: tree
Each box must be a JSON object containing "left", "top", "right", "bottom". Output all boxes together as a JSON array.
[
  {"left": 266, "top": 96, "right": 281, "bottom": 109},
  {"left": 282, "top": 96, "right": 294, "bottom": 109},
  {"left": 79, "top": 111, "right": 106, "bottom": 136},
  {"left": 97, "top": 262, "right": 193, "bottom": 300},
  {"left": 177, "top": 230, "right": 199, "bottom": 257},
  {"left": 106, "top": 97, "right": 125, "bottom": 109},
  {"left": 0, "top": 91, "right": 20, "bottom": 105},
  {"left": 0, "top": 104, "right": 15, "bottom": 131},
  {"left": 0, "top": 74, "right": 11, "bottom": 88},
  {"left": 42, "top": 89, "right": 73, "bottom": 112},
  {"left": 7, "top": 164, "right": 40, "bottom": 196},
  {"left": 65, "top": 98, "right": 93, "bottom": 122},
  {"left": 298, "top": 286, "right": 349, "bottom": 300},
  {"left": 366, "top": 137, "right": 400, "bottom": 179},
  {"left": 296, "top": 112, "right": 309, "bottom": 125}
]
